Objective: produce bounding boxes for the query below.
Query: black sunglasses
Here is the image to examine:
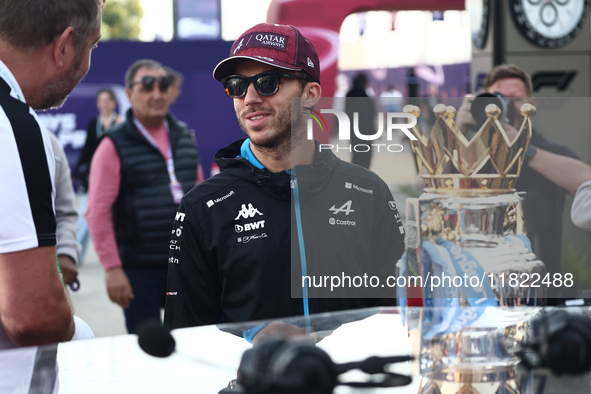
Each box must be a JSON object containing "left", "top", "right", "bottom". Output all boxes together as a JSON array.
[
  {"left": 129, "top": 76, "right": 172, "bottom": 92},
  {"left": 221, "top": 71, "right": 311, "bottom": 99}
]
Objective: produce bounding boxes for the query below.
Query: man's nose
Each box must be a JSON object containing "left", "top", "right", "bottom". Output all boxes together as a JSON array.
[
  {"left": 243, "top": 82, "right": 263, "bottom": 105},
  {"left": 151, "top": 85, "right": 167, "bottom": 99}
]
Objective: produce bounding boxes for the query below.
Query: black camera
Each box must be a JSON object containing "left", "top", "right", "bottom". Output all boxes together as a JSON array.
[{"left": 471, "top": 92, "right": 515, "bottom": 128}]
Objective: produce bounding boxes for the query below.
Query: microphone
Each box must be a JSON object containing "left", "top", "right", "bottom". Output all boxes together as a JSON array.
[
  {"left": 136, "top": 320, "right": 230, "bottom": 371},
  {"left": 137, "top": 320, "right": 175, "bottom": 358}
]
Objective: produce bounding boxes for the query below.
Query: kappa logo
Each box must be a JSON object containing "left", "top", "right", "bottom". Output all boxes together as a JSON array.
[
  {"left": 235, "top": 203, "right": 264, "bottom": 220},
  {"left": 235, "top": 220, "right": 266, "bottom": 233},
  {"left": 329, "top": 200, "right": 354, "bottom": 215}
]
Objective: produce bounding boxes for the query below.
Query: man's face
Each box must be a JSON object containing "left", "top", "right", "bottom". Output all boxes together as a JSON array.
[
  {"left": 127, "top": 66, "right": 170, "bottom": 126},
  {"left": 37, "top": 11, "right": 102, "bottom": 110},
  {"left": 486, "top": 78, "right": 534, "bottom": 127},
  {"left": 233, "top": 61, "right": 304, "bottom": 149}
]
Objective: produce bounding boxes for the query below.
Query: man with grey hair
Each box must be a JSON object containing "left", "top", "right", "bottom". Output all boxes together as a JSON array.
[
  {"left": 87, "top": 59, "right": 200, "bottom": 333},
  {"left": 0, "top": 0, "right": 103, "bottom": 349}
]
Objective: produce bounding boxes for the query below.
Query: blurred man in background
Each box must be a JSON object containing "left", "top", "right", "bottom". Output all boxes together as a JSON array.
[
  {"left": 86, "top": 59, "right": 200, "bottom": 333},
  {"left": 345, "top": 73, "right": 376, "bottom": 169}
]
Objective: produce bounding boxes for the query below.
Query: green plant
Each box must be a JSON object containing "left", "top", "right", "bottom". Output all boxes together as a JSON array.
[
  {"left": 562, "top": 243, "right": 591, "bottom": 289},
  {"left": 101, "top": 0, "right": 143, "bottom": 40}
]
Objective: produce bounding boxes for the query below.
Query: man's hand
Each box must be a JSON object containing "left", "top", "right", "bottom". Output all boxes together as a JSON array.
[
  {"left": 0, "top": 246, "right": 74, "bottom": 346},
  {"left": 105, "top": 267, "right": 134, "bottom": 309},
  {"left": 58, "top": 255, "right": 78, "bottom": 286},
  {"left": 455, "top": 94, "right": 476, "bottom": 133}
]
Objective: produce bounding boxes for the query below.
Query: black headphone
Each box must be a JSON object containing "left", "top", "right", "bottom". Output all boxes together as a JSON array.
[
  {"left": 518, "top": 309, "right": 591, "bottom": 375},
  {"left": 235, "top": 337, "right": 412, "bottom": 394}
]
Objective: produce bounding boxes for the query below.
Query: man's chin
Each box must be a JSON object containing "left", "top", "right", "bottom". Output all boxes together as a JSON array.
[
  {"left": 49, "top": 96, "right": 68, "bottom": 110},
  {"left": 148, "top": 110, "right": 169, "bottom": 119},
  {"left": 31, "top": 94, "right": 69, "bottom": 111},
  {"left": 247, "top": 134, "right": 277, "bottom": 149}
]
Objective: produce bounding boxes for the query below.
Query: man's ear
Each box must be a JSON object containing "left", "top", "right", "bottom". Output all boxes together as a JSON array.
[
  {"left": 303, "top": 82, "right": 322, "bottom": 108},
  {"left": 125, "top": 87, "right": 132, "bottom": 101},
  {"left": 52, "top": 27, "right": 76, "bottom": 69}
]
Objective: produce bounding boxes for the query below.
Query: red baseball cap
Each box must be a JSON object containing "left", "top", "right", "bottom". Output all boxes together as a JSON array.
[{"left": 213, "top": 23, "right": 321, "bottom": 84}]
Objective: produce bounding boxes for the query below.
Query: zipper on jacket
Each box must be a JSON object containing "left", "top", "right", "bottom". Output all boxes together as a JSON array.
[{"left": 291, "top": 169, "right": 310, "bottom": 332}]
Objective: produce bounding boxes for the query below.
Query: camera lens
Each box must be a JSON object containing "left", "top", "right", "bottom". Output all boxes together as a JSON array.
[{"left": 471, "top": 92, "right": 515, "bottom": 129}]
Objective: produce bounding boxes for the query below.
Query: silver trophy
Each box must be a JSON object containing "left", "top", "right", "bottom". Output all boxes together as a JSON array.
[{"left": 402, "top": 102, "right": 545, "bottom": 393}]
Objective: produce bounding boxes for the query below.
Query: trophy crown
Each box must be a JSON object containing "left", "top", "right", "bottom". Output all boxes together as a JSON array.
[{"left": 405, "top": 100, "right": 535, "bottom": 195}]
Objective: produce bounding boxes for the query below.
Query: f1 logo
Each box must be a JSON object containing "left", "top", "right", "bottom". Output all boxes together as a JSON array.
[{"left": 531, "top": 71, "right": 577, "bottom": 92}]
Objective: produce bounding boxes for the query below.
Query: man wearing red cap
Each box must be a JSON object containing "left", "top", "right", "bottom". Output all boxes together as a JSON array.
[{"left": 164, "top": 24, "right": 404, "bottom": 341}]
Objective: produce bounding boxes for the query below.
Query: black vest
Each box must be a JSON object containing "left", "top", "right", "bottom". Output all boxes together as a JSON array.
[{"left": 107, "top": 111, "right": 198, "bottom": 269}]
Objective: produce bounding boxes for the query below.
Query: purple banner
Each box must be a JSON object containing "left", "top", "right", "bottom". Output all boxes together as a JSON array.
[{"left": 37, "top": 40, "right": 241, "bottom": 179}]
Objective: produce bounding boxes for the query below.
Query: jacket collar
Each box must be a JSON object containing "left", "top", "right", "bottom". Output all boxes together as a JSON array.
[{"left": 214, "top": 138, "right": 342, "bottom": 197}]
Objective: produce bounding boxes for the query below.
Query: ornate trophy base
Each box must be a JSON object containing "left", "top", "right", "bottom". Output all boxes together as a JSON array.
[
  {"left": 405, "top": 192, "right": 546, "bottom": 306},
  {"left": 417, "top": 365, "right": 521, "bottom": 394}
]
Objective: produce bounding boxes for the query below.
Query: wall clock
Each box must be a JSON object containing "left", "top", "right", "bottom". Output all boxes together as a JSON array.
[{"left": 509, "top": 0, "right": 589, "bottom": 48}]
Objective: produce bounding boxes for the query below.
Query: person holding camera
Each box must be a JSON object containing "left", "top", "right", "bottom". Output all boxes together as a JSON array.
[{"left": 456, "top": 64, "right": 586, "bottom": 298}]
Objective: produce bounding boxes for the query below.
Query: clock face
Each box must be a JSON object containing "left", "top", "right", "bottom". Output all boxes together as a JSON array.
[
  {"left": 509, "top": 0, "right": 589, "bottom": 48},
  {"left": 469, "top": 0, "right": 490, "bottom": 49}
]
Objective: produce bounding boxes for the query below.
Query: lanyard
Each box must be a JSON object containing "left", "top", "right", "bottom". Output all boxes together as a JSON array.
[
  {"left": 133, "top": 117, "right": 179, "bottom": 185},
  {"left": 0, "top": 59, "right": 25, "bottom": 102}
]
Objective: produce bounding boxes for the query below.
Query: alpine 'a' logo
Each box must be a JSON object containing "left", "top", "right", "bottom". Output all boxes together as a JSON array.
[
  {"left": 235, "top": 203, "right": 264, "bottom": 220},
  {"left": 329, "top": 200, "right": 354, "bottom": 215},
  {"left": 233, "top": 38, "right": 244, "bottom": 55}
]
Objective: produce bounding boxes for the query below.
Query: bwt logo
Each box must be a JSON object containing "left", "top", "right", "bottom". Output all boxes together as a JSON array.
[
  {"left": 305, "top": 108, "right": 417, "bottom": 153},
  {"left": 235, "top": 220, "right": 266, "bottom": 233}
]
